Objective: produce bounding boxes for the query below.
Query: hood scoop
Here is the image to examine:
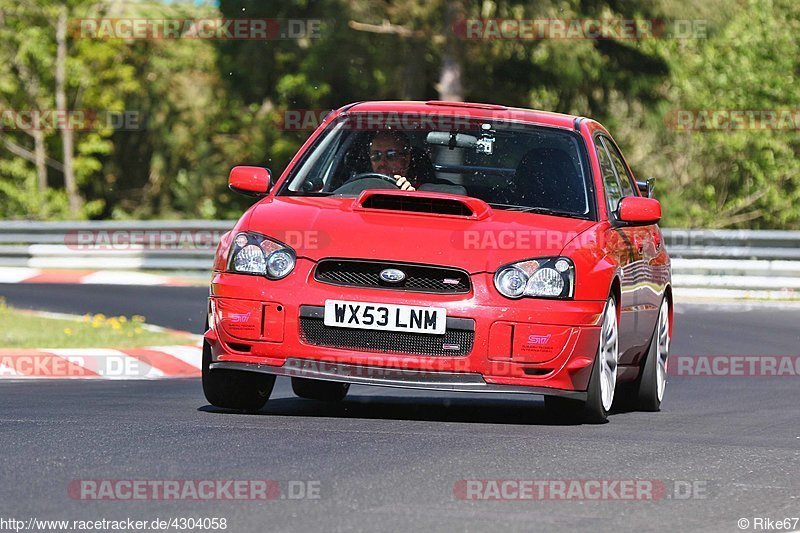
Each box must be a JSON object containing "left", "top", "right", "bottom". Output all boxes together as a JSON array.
[{"left": 353, "top": 190, "right": 492, "bottom": 220}]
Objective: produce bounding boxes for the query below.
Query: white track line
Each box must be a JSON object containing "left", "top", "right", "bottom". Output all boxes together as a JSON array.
[
  {"left": 0, "top": 363, "right": 22, "bottom": 377},
  {"left": 79, "top": 271, "right": 168, "bottom": 285},
  {"left": 149, "top": 345, "right": 203, "bottom": 369},
  {"left": 47, "top": 348, "right": 165, "bottom": 379},
  {"left": 0, "top": 267, "right": 41, "bottom": 283}
]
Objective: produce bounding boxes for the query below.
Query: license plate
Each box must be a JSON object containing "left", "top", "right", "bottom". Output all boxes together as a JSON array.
[{"left": 323, "top": 300, "right": 447, "bottom": 335}]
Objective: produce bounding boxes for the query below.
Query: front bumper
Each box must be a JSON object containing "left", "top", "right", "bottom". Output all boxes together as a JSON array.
[{"left": 206, "top": 260, "right": 606, "bottom": 394}]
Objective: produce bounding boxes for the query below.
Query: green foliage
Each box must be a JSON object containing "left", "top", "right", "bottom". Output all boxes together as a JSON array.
[
  {"left": 654, "top": 0, "right": 800, "bottom": 228},
  {"left": 0, "top": 157, "right": 71, "bottom": 219},
  {"left": 0, "top": 0, "right": 797, "bottom": 228}
]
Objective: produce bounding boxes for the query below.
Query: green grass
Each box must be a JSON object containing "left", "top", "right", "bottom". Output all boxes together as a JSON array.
[{"left": 0, "top": 300, "right": 197, "bottom": 349}]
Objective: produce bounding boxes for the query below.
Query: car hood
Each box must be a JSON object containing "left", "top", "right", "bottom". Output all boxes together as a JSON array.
[{"left": 246, "top": 196, "right": 596, "bottom": 274}]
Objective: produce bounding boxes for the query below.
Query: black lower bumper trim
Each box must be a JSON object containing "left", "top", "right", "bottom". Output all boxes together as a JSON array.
[{"left": 209, "top": 358, "right": 587, "bottom": 399}]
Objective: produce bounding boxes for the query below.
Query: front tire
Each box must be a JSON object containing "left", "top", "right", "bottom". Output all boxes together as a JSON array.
[
  {"left": 202, "top": 339, "right": 275, "bottom": 412},
  {"left": 291, "top": 377, "right": 350, "bottom": 402},
  {"left": 545, "top": 296, "right": 619, "bottom": 423}
]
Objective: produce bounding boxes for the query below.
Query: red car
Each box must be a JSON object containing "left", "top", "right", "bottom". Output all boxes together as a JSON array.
[{"left": 203, "top": 101, "right": 672, "bottom": 423}]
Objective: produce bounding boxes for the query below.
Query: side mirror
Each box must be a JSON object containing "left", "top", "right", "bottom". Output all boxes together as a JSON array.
[
  {"left": 229, "top": 166, "right": 272, "bottom": 196},
  {"left": 636, "top": 178, "right": 656, "bottom": 198},
  {"left": 617, "top": 196, "right": 661, "bottom": 225}
]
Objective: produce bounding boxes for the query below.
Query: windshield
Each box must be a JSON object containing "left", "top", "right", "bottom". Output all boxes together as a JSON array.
[{"left": 280, "top": 114, "right": 592, "bottom": 218}]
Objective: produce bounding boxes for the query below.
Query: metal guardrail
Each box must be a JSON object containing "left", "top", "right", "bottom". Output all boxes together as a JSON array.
[
  {"left": 0, "top": 221, "right": 231, "bottom": 270},
  {"left": 2, "top": 223, "right": 800, "bottom": 254},
  {"left": 1, "top": 223, "right": 800, "bottom": 296},
  {"left": 662, "top": 229, "right": 800, "bottom": 260}
]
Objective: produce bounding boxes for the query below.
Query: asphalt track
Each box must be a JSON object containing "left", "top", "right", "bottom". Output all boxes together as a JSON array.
[{"left": 1, "top": 283, "right": 799, "bottom": 532}]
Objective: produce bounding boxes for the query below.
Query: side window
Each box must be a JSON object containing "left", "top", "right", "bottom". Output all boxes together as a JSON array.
[
  {"left": 596, "top": 139, "right": 622, "bottom": 213},
  {"left": 602, "top": 137, "right": 636, "bottom": 197}
]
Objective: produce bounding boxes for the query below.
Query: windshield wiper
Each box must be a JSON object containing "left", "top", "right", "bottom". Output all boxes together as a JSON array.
[
  {"left": 283, "top": 190, "right": 336, "bottom": 197},
  {"left": 486, "top": 203, "right": 579, "bottom": 218}
]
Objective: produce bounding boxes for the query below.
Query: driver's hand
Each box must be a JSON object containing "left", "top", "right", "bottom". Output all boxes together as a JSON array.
[{"left": 395, "top": 175, "right": 416, "bottom": 191}]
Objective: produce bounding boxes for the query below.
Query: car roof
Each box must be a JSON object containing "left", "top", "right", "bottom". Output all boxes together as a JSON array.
[{"left": 342, "top": 101, "right": 581, "bottom": 130}]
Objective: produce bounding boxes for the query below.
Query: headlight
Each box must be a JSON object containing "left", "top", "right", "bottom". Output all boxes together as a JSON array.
[
  {"left": 233, "top": 244, "right": 266, "bottom": 274},
  {"left": 495, "top": 267, "right": 528, "bottom": 298},
  {"left": 227, "top": 232, "right": 296, "bottom": 279},
  {"left": 266, "top": 249, "right": 294, "bottom": 278},
  {"left": 494, "top": 257, "right": 574, "bottom": 299}
]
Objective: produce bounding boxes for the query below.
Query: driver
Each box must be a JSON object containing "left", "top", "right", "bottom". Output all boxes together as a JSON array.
[{"left": 369, "top": 131, "right": 418, "bottom": 191}]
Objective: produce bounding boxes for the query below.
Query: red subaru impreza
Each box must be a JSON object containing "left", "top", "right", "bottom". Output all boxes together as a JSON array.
[{"left": 203, "top": 101, "right": 672, "bottom": 423}]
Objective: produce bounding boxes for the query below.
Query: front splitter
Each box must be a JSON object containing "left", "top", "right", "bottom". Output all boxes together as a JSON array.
[{"left": 210, "top": 358, "right": 587, "bottom": 400}]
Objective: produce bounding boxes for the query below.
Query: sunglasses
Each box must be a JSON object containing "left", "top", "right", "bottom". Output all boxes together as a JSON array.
[{"left": 369, "top": 149, "right": 408, "bottom": 162}]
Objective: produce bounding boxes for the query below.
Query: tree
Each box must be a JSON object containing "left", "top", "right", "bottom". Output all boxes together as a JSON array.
[
  {"left": 55, "top": 3, "right": 80, "bottom": 212},
  {"left": 656, "top": 0, "right": 800, "bottom": 228}
]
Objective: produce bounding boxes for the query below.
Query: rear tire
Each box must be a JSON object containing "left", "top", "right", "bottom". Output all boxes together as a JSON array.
[
  {"left": 291, "top": 377, "right": 350, "bottom": 402},
  {"left": 633, "top": 297, "right": 671, "bottom": 411},
  {"left": 202, "top": 339, "right": 275, "bottom": 412}
]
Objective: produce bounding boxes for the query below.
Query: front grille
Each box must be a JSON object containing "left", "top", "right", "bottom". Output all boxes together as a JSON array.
[
  {"left": 298, "top": 306, "right": 474, "bottom": 357},
  {"left": 314, "top": 259, "right": 471, "bottom": 294}
]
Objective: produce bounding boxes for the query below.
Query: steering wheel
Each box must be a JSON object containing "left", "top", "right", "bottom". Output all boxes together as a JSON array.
[{"left": 347, "top": 172, "right": 401, "bottom": 187}]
